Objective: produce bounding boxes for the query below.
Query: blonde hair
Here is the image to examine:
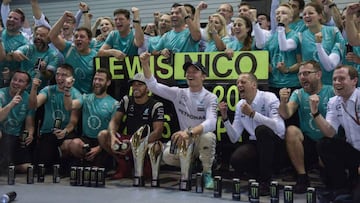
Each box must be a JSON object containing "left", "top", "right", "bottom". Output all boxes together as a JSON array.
[{"left": 206, "top": 13, "right": 227, "bottom": 40}]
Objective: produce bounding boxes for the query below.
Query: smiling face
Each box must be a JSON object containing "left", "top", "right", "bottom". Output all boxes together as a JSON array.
[
  {"left": 73, "top": 30, "right": 91, "bottom": 53},
  {"left": 10, "top": 72, "right": 29, "bottom": 95},
  {"left": 333, "top": 67, "right": 358, "bottom": 99},
  {"left": 6, "top": 11, "right": 23, "bottom": 33},
  {"left": 99, "top": 18, "right": 114, "bottom": 37},
  {"left": 55, "top": 67, "right": 72, "bottom": 90},
  {"left": 232, "top": 17, "right": 250, "bottom": 39},
  {"left": 92, "top": 72, "right": 110, "bottom": 95},
  {"left": 131, "top": 81, "right": 148, "bottom": 99},
  {"left": 170, "top": 6, "right": 185, "bottom": 28},
  {"left": 298, "top": 63, "right": 321, "bottom": 94},
  {"left": 185, "top": 65, "right": 205, "bottom": 89},
  {"left": 114, "top": 13, "right": 130, "bottom": 33},
  {"left": 303, "top": 5, "right": 322, "bottom": 28},
  {"left": 236, "top": 73, "right": 257, "bottom": 100},
  {"left": 33, "top": 26, "right": 50, "bottom": 51}
]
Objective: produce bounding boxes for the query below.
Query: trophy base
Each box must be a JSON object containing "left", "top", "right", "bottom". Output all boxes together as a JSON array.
[
  {"left": 151, "top": 179, "right": 160, "bottom": 187},
  {"left": 133, "top": 176, "right": 145, "bottom": 187},
  {"left": 179, "top": 179, "right": 191, "bottom": 191}
]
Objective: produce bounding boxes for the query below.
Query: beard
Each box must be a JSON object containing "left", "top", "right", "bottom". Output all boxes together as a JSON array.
[{"left": 93, "top": 85, "right": 107, "bottom": 95}]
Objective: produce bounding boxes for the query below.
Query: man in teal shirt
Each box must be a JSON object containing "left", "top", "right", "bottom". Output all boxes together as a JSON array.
[
  {"left": 0, "top": 71, "right": 34, "bottom": 173},
  {"left": 63, "top": 68, "right": 119, "bottom": 166},
  {"left": 49, "top": 11, "right": 97, "bottom": 94},
  {"left": 279, "top": 60, "right": 334, "bottom": 193},
  {"left": 29, "top": 64, "right": 81, "bottom": 168}
]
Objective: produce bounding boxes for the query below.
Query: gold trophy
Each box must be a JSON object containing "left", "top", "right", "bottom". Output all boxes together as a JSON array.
[
  {"left": 148, "top": 141, "right": 163, "bottom": 187},
  {"left": 179, "top": 141, "right": 194, "bottom": 191},
  {"left": 130, "top": 124, "right": 150, "bottom": 187}
]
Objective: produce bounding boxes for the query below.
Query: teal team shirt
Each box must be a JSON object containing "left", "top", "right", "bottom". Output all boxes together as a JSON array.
[
  {"left": 104, "top": 29, "right": 138, "bottom": 56},
  {"left": 61, "top": 42, "right": 97, "bottom": 94},
  {"left": 0, "top": 87, "right": 34, "bottom": 136},
  {"left": 80, "top": 94, "right": 118, "bottom": 138},
  {"left": 265, "top": 30, "right": 300, "bottom": 88},
  {"left": 204, "top": 36, "right": 232, "bottom": 52},
  {"left": 148, "top": 35, "right": 161, "bottom": 53},
  {"left": 39, "top": 85, "right": 82, "bottom": 134},
  {"left": 90, "top": 38, "right": 105, "bottom": 52},
  {"left": 0, "top": 29, "right": 29, "bottom": 73},
  {"left": 289, "top": 85, "right": 334, "bottom": 141},
  {"left": 17, "top": 44, "right": 60, "bottom": 90},
  {"left": 154, "top": 28, "right": 199, "bottom": 53},
  {"left": 289, "top": 19, "right": 307, "bottom": 34},
  {"left": 301, "top": 25, "right": 345, "bottom": 85}
]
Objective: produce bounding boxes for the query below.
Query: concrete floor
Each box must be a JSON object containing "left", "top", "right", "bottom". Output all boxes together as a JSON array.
[{"left": 0, "top": 171, "right": 313, "bottom": 203}]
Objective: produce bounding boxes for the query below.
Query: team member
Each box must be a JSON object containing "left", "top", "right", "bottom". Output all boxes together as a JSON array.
[
  {"left": 219, "top": 73, "right": 286, "bottom": 196},
  {"left": 140, "top": 52, "right": 217, "bottom": 189},
  {"left": 279, "top": 61, "right": 334, "bottom": 193},
  {"left": 63, "top": 68, "right": 119, "bottom": 166},
  {"left": 0, "top": 71, "right": 34, "bottom": 173},
  {"left": 310, "top": 65, "right": 360, "bottom": 201},
  {"left": 98, "top": 73, "right": 164, "bottom": 180}
]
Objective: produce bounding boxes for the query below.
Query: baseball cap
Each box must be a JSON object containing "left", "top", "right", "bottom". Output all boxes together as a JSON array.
[
  {"left": 128, "top": 73, "right": 146, "bottom": 84},
  {"left": 183, "top": 61, "right": 207, "bottom": 74}
]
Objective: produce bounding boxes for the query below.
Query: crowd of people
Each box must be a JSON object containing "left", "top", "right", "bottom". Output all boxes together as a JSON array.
[{"left": 0, "top": 0, "right": 359, "bottom": 202}]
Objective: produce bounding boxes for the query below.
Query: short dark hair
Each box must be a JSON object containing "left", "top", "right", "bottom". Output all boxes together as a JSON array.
[
  {"left": 257, "top": 13, "right": 270, "bottom": 21},
  {"left": 34, "top": 25, "right": 50, "bottom": 32},
  {"left": 184, "top": 4, "right": 195, "bottom": 15},
  {"left": 300, "top": 60, "right": 321, "bottom": 72},
  {"left": 172, "top": 3, "right": 183, "bottom": 8},
  {"left": 13, "top": 70, "right": 31, "bottom": 84},
  {"left": 238, "top": 2, "right": 252, "bottom": 9},
  {"left": 113, "top": 8, "right": 130, "bottom": 19},
  {"left": 58, "top": 63, "right": 74, "bottom": 76},
  {"left": 12, "top": 8, "right": 25, "bottom": 22},
  {"left": 76, "top": 26, "right": 92, "bottom": 39},
  {"left": 96, "top": 68, "right": 112, "bottom": 81},
  {"left": 291, "top": 0, "right": 305, "bottom": 10},
  {"left": 335, "top": 65, "right": 359, "bottom": 80}
]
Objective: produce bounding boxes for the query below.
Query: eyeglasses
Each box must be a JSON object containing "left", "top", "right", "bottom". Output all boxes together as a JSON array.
[
  {"left": 297, "top": 71, "right": 318, "bottom": 77},
  {"left": 342, "top": 98, "right": 360, "bottom": 125}
]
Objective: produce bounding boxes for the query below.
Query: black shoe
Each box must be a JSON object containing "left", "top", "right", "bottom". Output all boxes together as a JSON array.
[
  {"left": 259, "top": 182, "right": 270, "bottom": 196},
  {"left": 294, "top": 174, "right": 310, "bottom": 194}
]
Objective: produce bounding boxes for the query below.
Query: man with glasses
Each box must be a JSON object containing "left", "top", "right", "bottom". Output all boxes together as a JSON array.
[
  {"left": 279, "top": 60, "right": 334, "bottom": 193},
  {"left": 217, "top": 3, "right": 234, "bottom": 36},
  {"left": 310, "top": 64, "right": 360, "bottom": 201}
]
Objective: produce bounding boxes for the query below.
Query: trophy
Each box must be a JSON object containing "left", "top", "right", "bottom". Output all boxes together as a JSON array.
[
  {"left": 130, "top": 124, "right": 150, "bottom": 187},
  {"left": 179, "top": 141, "right": 194, "bottom": 191},
  {"left": 148, "top": 141, "right": 163, "bottom": 187}
]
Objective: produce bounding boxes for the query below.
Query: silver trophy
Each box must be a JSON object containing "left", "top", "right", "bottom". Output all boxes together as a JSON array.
[
  {"left": 130, "top": 124, "right": 150, "bottom": 187},
  {"left": 179, "top": 141, "right": 194, "bottom": 191},
  {"left": 148, "top": 141, "right": 163, "bottom": 187}
]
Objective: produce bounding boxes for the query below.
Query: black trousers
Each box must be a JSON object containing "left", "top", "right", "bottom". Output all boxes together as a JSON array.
[
  {"left": 0, "top": 133, "right": 32, "bottom": 167},
  {"left": 230, "top": 125, "right": 286, "bottom": 183},
  {"left": 34, "top": 133, "right": 61, "bottom": 168},
  {"left": 317, "top": 137, "right": 360, "bottom": 190}
]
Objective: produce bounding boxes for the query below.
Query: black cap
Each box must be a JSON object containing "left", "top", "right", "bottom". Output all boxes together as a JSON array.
[{"left": 183, "top": 61, "right": 207, "bottom": 74}]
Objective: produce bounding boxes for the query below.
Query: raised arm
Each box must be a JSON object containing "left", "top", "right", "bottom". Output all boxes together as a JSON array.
[
  {"left": 131, "top": 7, "right": 144, "bottom": 48},
  {"left": 180, "top": 6, "right": 201, "bottom": 42},
  {"left": 63, "top": 76, "right": 81, "bottom": 111},
  {"left": 278, "top": 88, "right": 298, "bottom": 119},
  {"left": 49, "top": 11, "right": 73, "bottom": 51},
  {"left": 1, "top": 0, "right": 11, "bottom": 29},
  {"left": 345, "top": 3, "right": 360, "bottom": 46}
]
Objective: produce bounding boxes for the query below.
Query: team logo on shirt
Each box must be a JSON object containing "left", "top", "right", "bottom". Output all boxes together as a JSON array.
[
  {"left": 3, "top": 119, "right": 19, "bottom": 133},
  {"left": 87, "top": 116, "right": 101, "bottom": 130}
]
